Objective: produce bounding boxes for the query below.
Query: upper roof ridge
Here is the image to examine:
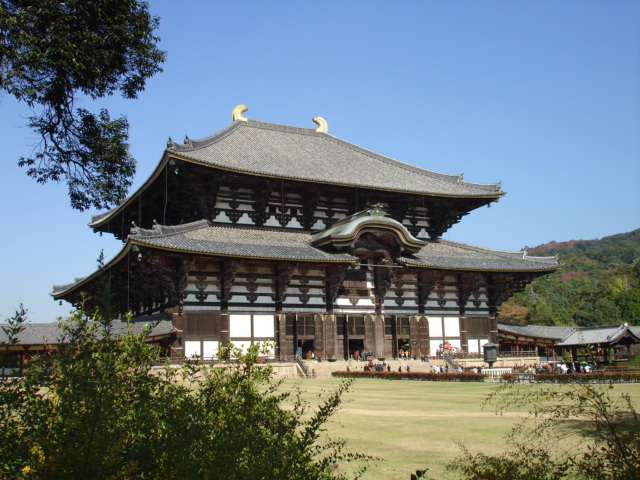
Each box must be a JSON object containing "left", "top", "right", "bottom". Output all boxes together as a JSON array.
[{"left": 167, "top": 117, "right": 503, "bottom": 193}]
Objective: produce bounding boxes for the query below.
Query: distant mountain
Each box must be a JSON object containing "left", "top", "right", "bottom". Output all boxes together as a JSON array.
[{"left": 498, "top": 229, "right": 640, "bottom": 327}]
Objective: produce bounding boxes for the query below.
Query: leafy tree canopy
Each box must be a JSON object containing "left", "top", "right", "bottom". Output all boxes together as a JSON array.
[{"left": 0, "top": 0, "right": 166, "bottom": 210}]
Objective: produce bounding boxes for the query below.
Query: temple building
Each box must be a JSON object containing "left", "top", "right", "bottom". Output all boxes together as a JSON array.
[{"left": 52, "top": 106, "right": 560, "bottom": 361}]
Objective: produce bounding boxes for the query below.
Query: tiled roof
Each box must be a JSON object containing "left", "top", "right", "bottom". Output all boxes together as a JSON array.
[
  {"left": 167, "top": 119, "right": 503, "bottom": 197},
  {"left": 498, "top": 322, "right": 640, "bottom": 347},
  {"left": 54, "top": 220, "right": 559, "bottom": 298},
  {"left": 556, "top": 324, "right": 640, "bottom": 347},
  {"left": 400, "top": 240, "right": 560, "bottom": 272},
  {"left": 1, "top": 314, "right": 178, "bottom": 347},
  {"left": 90, "top": 117, "right": 504, "bottom": 228},
  {"left": 131, "top": 220, "right": 357, "bottom": 262},
  {"left": 498, "top": 322, "right": 575, "bottom": 340}
]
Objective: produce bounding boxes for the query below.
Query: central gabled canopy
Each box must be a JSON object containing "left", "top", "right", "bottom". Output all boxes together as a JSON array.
[{"left": 311, "top": 205, "right": 427, "bottom": 255}]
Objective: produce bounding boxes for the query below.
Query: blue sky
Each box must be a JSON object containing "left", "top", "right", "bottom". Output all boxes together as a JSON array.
[{"left": 1, "top": 1, "right": 639, "bottom": 323}]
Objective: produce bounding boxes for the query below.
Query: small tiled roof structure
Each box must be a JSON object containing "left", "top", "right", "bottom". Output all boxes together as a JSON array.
[
  {"left": 53, "top": 219, "right": 560, "bottom": 298},
  {"left": 1, "top": 313, "right": 178, "bottom": 348},
  {"left": 555, "top": 323, "right": 640, "bottom": 348},
  {"left": 90, "top": 118, "right": 504, "bottom": 228},
  {"left": 498, "top": 322, "right": 640, "bottom": 353}
]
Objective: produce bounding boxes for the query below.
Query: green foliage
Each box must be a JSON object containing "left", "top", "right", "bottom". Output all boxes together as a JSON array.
[
  {"left": 447, "top": 380, "right": 640, "bottom": 480},
  {"left": 0, "top": 0, "right": 166, "bottom": 210},
  {"left": 500, "top": 230, "right": 640, "bottom": 327},
  {"left": 0, "top": 305, "right": 367, "bottom": 479},
  {"left": 447, "top": 444, "right": 566, "bottom": 480}
]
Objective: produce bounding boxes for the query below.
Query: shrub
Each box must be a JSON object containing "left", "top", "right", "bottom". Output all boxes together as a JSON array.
[
  {"left": 446, "top": 378, "right": 640, "bottom": 479},
  {"left": 0, "top": 305, "right": 369, "bottom": 480}
]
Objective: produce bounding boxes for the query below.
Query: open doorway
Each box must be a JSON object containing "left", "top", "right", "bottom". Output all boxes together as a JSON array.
[
  {"left": 348, "top": 339, "right": 365, "bottom": 360},
  {"left": 298, "top": 339, "right": 314, "bottom": 359}
]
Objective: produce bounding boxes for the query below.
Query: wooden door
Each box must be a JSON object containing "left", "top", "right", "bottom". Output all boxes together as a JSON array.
[{"left": 418, "top": 315, "right": 430, "bottom": 357}]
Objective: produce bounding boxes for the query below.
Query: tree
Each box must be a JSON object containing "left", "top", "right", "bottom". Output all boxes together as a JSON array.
[
  {"left": 0, "top": 0, "right": 166, "bottom": 210},
  {"left": 0, "top": 304, "right": 369, "bottom": 479}
]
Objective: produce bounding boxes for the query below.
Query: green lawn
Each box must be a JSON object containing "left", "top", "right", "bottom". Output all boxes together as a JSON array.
[{"left": 279, "top": 378, "right": 640, "bottom": 480}]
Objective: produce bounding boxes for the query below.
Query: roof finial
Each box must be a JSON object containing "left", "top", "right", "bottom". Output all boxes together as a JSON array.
[
  {"left": 313, "top": 116, "right": 328, "bottom": 133},
  {"left": 232, "top": 104, "right": 249, "bottom": 122}
]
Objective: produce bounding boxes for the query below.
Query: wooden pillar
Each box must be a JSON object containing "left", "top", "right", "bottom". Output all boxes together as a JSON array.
[
  {"left": 314, "top": 314, "right": 325, "bottom": 360},
  {"left": 325, "top": 314, "right": 337, "bottom": 360},
  {"left": 409, "top": 315, "right": 420, "bottom": 358},
  {"left": 391, "top": 315, "right": 399, "bottom": 359},
  {"left": 373, "top": 314, "right": 385, "bottom": 359},
  {"left": 364, "top": 314, "right": 375, "bottom": 357},
  {"left": 220, "top": 311, "right": 230, "bottom": 346},
  {"left": 489, "top": 307, "right": 498, "bottom": 344},
  {"left": 343, "top": 314, "right": 350, "bottom": 360},
  {"left": 276, "top": 313, "right": 287, "bottom": 359},
  {"left": 171, "top": 307, "right": 185, "bottom": 361},
  {"left": 459, "top": 313, "right": 468, "bottom": 353}
]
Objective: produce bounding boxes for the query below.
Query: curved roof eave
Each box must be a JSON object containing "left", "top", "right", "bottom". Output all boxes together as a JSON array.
[
  {"left": 89, "top": 150, "right": 173, "bottom": 228},
  {"left": 397, "top": 238, "right": 561, "bottom": 273},
  {"left": 52, "top": 242, "right": 135, "bottom": 299}
]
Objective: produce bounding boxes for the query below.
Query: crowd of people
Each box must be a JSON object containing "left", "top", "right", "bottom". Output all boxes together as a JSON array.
[
  {"left": 347, "top": 359, "right": 391, "bottom": 372},
  {"left": 512, "top": 362, "right": 597, "bottom": 374}
]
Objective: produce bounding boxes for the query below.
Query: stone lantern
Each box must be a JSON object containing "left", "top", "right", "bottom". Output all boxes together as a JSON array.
[{"left": 483, "top": 342, "right": 499, "bottom": 368}]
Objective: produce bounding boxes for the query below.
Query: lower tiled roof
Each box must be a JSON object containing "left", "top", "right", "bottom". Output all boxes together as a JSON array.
[
  {"left": 498, "top": 322, "right": 575, "bottom": 341},
  {"left": 53, "top": 221, "right": 560, "bottom": 298},
  {"left": 132, "top": 220, "right": 357, "bottom": 262},
  {"left": 1, "top": 314, "right": 178, "bottom": 347},
  {"left": 400, "top": 240, "right": 560, "bottom": 272}
]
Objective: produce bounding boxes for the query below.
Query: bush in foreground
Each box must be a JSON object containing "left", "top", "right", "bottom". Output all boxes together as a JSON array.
[{"left": 0, "top": 306, "right": 368, "bottom": 480}]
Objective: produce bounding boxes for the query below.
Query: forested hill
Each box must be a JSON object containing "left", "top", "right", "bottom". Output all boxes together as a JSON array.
[
  {"left": 528, "top": 228, "right": 640, "bottom": 277},
  {"left": 499, "top": 229, "right": 640, "bottom": 327}
]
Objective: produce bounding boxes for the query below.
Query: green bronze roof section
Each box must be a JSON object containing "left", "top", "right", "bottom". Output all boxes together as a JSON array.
[{"left": 311, "top": 204, "right": 427, "bottom": 254}]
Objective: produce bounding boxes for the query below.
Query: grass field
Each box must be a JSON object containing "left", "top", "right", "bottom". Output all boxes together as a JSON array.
[{"left": 279, "top": 378, "right": 640, "bottom": 480}]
